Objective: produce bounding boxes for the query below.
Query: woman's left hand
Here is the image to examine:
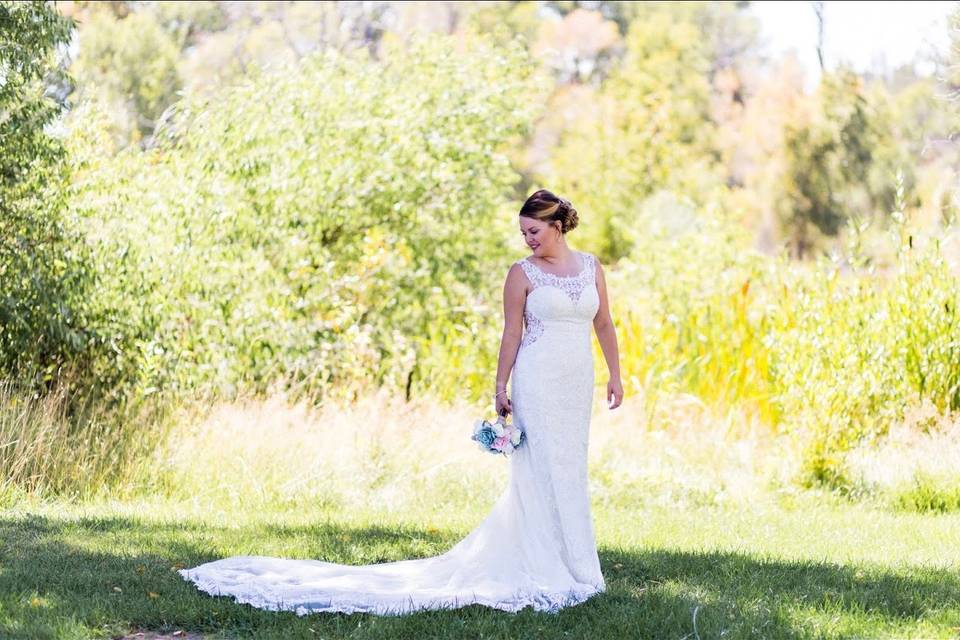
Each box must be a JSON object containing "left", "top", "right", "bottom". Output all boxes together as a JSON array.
[{"left": 606, "top": 377, "right": 623, "bottom": 410}]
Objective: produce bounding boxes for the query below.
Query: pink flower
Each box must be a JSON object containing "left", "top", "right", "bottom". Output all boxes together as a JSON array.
[{"left": 493, "top": 435, "right": 509, "bottom": 449}]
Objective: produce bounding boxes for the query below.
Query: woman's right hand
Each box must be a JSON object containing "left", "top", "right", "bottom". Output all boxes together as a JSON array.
[{"left": 495, "top": 391, "right": 512, "bottom": 418}]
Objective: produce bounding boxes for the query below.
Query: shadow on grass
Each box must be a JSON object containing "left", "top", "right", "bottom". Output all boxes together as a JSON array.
[{"left": 1, "top": 513, "right": 958, "bottom": 639}]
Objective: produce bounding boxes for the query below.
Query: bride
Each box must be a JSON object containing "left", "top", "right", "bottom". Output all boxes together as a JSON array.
[{"left": 178, "top": 189, "right": 625, "bottom": 615}]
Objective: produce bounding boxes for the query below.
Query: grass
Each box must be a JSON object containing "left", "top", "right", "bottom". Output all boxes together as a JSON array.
[
  {"left": 3, "top": 390, "right": 960, "bottom": 639},
  {"left": 2, "top": 495, "right": 960, "bottom": 639}
]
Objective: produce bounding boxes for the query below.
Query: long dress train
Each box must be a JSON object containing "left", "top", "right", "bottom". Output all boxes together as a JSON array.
[{"left": 177, "top": 250, "right": 606, "bottom": 615}]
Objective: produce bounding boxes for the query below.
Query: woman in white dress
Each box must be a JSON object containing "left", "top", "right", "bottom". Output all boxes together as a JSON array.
[{"left": 178, "top": 189, "right": 625, "bottom": 615}]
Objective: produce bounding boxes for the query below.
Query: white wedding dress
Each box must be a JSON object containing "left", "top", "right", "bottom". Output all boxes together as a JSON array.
[{"left": 178, "top": 250, "right": 606, "bottom": 615}]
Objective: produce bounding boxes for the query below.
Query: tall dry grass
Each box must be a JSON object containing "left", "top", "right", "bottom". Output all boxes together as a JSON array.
[
  {"left": 0, "top": 377, "right": 170, "bottom": 503},
  {"left": 126, "top": 384, "right": 798, "bottom": 523}
]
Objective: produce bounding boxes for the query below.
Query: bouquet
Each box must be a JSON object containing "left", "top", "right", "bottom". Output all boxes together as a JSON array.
[{"left": 471, "top": 413, "right": 525, "bottom": 457}]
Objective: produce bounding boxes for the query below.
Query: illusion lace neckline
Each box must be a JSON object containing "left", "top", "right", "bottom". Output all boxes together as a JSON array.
[{"left": 523, "top": 252, "right": 588, "bottom": 279}]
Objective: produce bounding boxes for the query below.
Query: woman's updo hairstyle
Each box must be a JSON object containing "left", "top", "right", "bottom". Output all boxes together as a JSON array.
[{"left": 519, "top": 189, "right": 579, "bottom": 234}]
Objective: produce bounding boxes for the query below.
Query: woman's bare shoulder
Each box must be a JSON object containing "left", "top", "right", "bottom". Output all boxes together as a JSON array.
[{"left": 507, "top": 260, "right": 528, "bottom": 281}]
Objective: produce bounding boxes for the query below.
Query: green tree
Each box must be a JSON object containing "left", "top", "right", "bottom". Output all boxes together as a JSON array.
[
  {"left": 70, "top": 5, "right": 182, "bottom": 145},
  {"left": 547, "top": 6, "right": 723, "bottom": 261},
  {"left": 0, "top": 1, "right": 100, "bottom": 396},
  {"left": 777, "top": 67, "right": 911, "bottom": 259},
  {"left": 67, "top": 30, "right": 544, "bottom": 405},
  {"left": 461, "top": 0, "right": 541, "bottom": 50}
]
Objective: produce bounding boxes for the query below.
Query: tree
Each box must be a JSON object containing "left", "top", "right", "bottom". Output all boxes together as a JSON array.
[
  {"left": 532, "top": 7, "right": 622, "bottom": 86},
  {"left": 777, "top": 67, "right": 911, "bottom": 259},
  {"left": 69, "top": 4, "right": 182, "bottom": 145},
  {"left": 66, "top": 30, "right": 545, "bottom": 404},
  {"left": 812, "top": 1, "right": 825, "bottom": 73},
  {"left": 546, "top": 5, "right": 724, "bottom": 261},
  {"left": 0, "top": 1, "right": 96, "bottom": 394}
]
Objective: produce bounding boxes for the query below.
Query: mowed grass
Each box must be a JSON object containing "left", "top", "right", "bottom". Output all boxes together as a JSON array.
[
  {"left": 2, "top": 391, "right": 960, "bottom": 639},
  {"left": 3, "top": 496, "right": 960, "bottom": 640}
]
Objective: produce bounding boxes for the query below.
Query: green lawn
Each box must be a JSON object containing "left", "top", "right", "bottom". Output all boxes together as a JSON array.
[{"left": 2, "top": 492, "right": 959, "bottom": 640}]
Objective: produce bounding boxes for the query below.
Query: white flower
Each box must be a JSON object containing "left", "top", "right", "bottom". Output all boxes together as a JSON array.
[
  {"left": 509, "top": 427, "right": 521, "bottom": 445},
  {"left": 492, "top": 421, "right": 505, "bottom": 436}
]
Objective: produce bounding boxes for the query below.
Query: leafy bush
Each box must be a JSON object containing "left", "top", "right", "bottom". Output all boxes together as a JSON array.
[
  {"left": 0, "top": 1, "right": 101, "bottom": 402},
  {"left": 66, "top": 31, "right": 546, "bottom": 407},
  {"left": 611, "top": 181, "right": 960, "bottom": 486}
]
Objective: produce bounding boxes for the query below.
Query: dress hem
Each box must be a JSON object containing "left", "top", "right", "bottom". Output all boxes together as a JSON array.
[{"left": 178, "top": 568, "right": 605, "bottom": 616}]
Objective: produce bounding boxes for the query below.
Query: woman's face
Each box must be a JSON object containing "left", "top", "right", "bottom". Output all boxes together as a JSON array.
[{"left": 519, "top": 217, "right": 560, "bottom": 256}]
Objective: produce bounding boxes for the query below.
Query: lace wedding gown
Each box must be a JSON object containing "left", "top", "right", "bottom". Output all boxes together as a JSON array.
[{"left": 178, "top": 250, "right": 606, "bottom": 615}]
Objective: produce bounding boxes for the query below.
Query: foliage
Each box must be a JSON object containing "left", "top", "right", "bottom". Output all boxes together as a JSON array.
[
  {"left": 461, "top": 0, "right": 541, "bottom": 51},
  {"left": 66, "top": 30, "right": 545, "bottom": 407},
  {"left": 70, "top": 5, "right": 182, "bottom": 144},
  {"left": 546, "top": 4, "right": 725, "bottom": 262},
  {"left": 6, "top": 0, "right": 960, "bottom": 501},
  {"left": 609, "top": 189, "right": 778, "bottom": 424},
  {"left": 611, "top": 176, "right": 960, "bottom": 486},
  {"left": 532, "top": 7, "right": 623, "bottom": 86},
  {"left": 0, "top": 1, "right": 97, "bottom": 398},
  {"left": 777, "top": 68, "right": 916, "bottom": 259}
]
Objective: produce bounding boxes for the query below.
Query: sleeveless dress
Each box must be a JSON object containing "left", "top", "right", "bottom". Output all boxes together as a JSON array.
[{"left": 177, "top": 250, "right": 605, "bottom": 615}]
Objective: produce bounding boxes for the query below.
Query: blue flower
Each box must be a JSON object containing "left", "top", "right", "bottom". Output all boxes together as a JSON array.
[{"left": 473, "top": 426, "right": 497, "bottom": 449}]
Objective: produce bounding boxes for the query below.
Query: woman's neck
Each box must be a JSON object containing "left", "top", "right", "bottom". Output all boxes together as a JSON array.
[{"left": 538, "top": 245, "right": 574, "bottom": 265}]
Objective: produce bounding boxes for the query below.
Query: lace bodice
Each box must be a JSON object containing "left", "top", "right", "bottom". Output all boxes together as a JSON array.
[
  {"left": 516, "top": 251, "right": 597, "bottom": 348},
  {"left": 517, "top": 252, "right": 596, "bottom": 303}
]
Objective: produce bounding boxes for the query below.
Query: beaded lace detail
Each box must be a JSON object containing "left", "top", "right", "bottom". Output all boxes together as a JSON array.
[
  {"left": 521, "top": 309, "right": 544, "bottom": 348},
  {"left": 517, "top": 252, "right": 596, "bottom": 348},
  {"left": 518, "top": 252, "right": 595, "bottom": 304}
]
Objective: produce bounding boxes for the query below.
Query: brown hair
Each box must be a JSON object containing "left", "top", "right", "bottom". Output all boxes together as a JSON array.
[{"left": 519, "top": 189, "right": 579, "bottom": 234}]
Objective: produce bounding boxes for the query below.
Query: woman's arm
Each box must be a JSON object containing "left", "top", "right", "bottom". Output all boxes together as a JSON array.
[
  {"left": 494, "top": 263, "right": 527, "bottom": 417},
  {"left": 591, "top": 256, "right": 624, "bottom": 409}
]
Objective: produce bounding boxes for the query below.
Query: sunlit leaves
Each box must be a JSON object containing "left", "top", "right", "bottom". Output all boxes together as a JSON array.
[
  {"left": 777, "top": 67, "right": 914, "bottom": 259},
  {"left": 0, "top": 1, "right": 98, "bottom": 398},
  {"left": 71, "top": 6, "right": 182, "bottom": 144},
  {"left": 613, "top": 188, "right": 960, "bottom": 487},
  {"left": 546, "top": 4, "right": 724, "bottom": 262},
  {"left": 67, "top": 29, "right": 541, "bottom": 406}
]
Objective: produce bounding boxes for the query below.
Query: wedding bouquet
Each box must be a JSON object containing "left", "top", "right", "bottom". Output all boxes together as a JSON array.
[{"left": 471, "top": 413, "right": 525, "bottom": 457}]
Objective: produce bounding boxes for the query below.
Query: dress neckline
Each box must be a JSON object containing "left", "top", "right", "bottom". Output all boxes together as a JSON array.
[{"left": 523, "top": 251, "right": 587, "bottom": 279}]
